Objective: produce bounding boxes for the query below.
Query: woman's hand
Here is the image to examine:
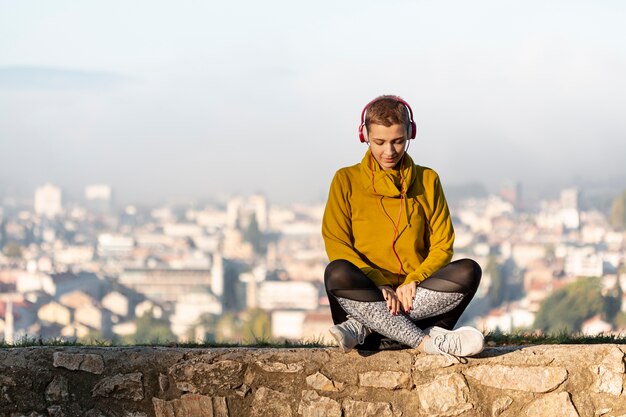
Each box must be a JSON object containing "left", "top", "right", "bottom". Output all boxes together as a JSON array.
[
  {"left": 396, "top": 281, "right": 417, "bottom": 314},
  {"left": 378, "top": 285, "right": 402, "bottom": 315}
]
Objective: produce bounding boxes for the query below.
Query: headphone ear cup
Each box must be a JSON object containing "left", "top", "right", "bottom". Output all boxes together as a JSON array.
[
  {"left": 409, "top": 121, "right": 417, "bottom": 139},
  {"left": 359, "top": 123, "right": 367, "bottom": 143}
]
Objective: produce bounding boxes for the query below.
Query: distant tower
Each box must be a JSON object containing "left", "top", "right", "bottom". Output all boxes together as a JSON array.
[
  {"left": 85, "top": 184, "right": 113, "bottom": 214},
  {"left": 226, "top": 197, "right": 243, "bottom": 229},
  {"left": 560, "top": 188, "right": 580, "bottom": 230},
  {"left": 211, "top": 252, "right": 224, "bottom": 297},
  {"left": 34, "top": 183, "right": 62, "bottom": 218},
  {"left": 249, "top": 194, "right": 269, "bottom": 231}
]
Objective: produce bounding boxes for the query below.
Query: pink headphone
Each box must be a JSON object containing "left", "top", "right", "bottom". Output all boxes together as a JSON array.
[{"left": 358, "top": 96, "right": 417, "bottom": 143}]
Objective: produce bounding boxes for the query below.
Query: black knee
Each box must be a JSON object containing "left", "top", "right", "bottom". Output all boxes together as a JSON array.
[
  {"left": 324, "top": 259, "right": 356, "bottom": 290},
  {"left": 456, "top": 258, "right": 482, "bottom": 292}
]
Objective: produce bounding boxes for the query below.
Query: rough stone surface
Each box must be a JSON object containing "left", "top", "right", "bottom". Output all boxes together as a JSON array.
[
  {"left": 359, "top": 371, "right": 412, "bottom": 390},
  {"left": 342, "top": 399, "right": 400, "bottom": 417},
  {"left": 298, "top": 390, "right": 342, "bottom": 417},
  {"left": 153, "top": 394, "right": 215, "bottom": 417},
  {"left": 45, "top": 375, "right": 69, "bottom": 402},
  {"left": 235, "top": 383, "right": 251, "bottom": 397},
  {"left": 492, "top": 396, "right": 513, "bottom": 417},
  {"left": 524, "top": 391, "right": 579, "bottom": 417},
  {"left": 84, "top": 409, "right": 107, "bottom": 417},
  {"left": 256, "top": 360, "right": 304, "bottom": 373},
  {"left": 80, "top": 353, "right": 105, "bottom": 374},
  {"left": 52, "top": 352, "right": 104, "bottom": 374},
  {"left": 414, "top": 354, "right": 455, "bottom": 371},
  {"left": 306, "top": 372, "right": 344, "bottom": 392},
  {"left": 4, "top": 346, "right": 626, "bottom": 416},
  {"left": 158, "top": 373, "right": 169, "bottom": 393},
  {"left": 416, "top": 373, "right": 473, "bottom": 416},
  {"left": 46, "top": 406, "right": 62, "bottom": 417},
  {"left": 92, "top": 372, "right": 144, "bottom": 401},
  {"left": 10, "top": 413, "right": 45, "bottom": 417},
  {"left": 250, "top": 387, "right": 292, "bottom": 417},
  {"left": 171, "top": 359, "right": 244, "bottom": 395},
  {"left": 464, "top": 364, "right": 568, "bottom": 392},
  {"left": 590, "top": 346, "right": 625, "bottom": 396},
  {"left": 213, "top": 397, "right": 228, "bottom": 417},
  {"left": 591, "top": 364, "right": 623, "bottom": 396},
  {"left": 52, "top": 352, "right": 83, "bottom": 371}
]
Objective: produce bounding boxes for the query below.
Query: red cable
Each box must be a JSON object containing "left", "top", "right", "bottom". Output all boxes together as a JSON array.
[{"left": 370, "top": 151, "right": 407, "bottom": 287}]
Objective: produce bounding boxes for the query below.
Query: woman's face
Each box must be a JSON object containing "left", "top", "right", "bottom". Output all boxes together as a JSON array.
[{"left": 367, "top": 123, "right": 408, "bottom": 171}]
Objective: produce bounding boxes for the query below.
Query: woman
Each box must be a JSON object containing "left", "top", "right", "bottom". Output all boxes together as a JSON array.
[{"left": 322, "top": 95, "right": 484, "bottom": 359}]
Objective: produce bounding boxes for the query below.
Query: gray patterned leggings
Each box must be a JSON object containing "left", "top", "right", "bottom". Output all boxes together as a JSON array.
[{"left": 324, "top": 259, "right": 482, "bottom": 349}]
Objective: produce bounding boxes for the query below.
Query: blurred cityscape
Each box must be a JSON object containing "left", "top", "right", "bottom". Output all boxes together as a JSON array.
[{"left": 1, "top": 181, "right": 626, "bottom": 345}]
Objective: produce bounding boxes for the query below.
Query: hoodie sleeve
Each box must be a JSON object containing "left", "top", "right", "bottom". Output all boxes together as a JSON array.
[
  {"left": 404, "top": 172, "right": 455, "bottom": 284},
  {"left": 322, "top": 171, "right": 392, "bottom": 287}
]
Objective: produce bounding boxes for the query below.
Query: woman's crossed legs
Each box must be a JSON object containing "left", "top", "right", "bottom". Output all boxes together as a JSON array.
[{"left": 324, "top": 258, "right": 482, "bottom": 351}]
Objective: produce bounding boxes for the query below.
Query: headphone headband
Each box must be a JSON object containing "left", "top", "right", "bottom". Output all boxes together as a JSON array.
[{"left": 358, "top": 96, "right": 417, "bottom": 143}]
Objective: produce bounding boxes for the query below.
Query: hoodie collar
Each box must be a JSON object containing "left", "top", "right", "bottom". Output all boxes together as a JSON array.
[{"left": 359, "top": 148, "right": 416, "bottom": 197}]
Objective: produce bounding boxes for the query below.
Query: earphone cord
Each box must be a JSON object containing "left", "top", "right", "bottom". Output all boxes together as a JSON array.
[
  {"left": 368, "top": 144, "right": 408, "bottom": 287},
  {"left": 369, "top": 152, "right": 377, "bottom": 194},
  {"left": 391, "top": 154, "right": 407, "bottom": 286}
]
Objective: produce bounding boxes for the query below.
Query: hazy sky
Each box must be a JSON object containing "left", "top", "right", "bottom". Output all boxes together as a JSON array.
[{"left": 1, "top": 1, "right": 626, "bottom": 205}]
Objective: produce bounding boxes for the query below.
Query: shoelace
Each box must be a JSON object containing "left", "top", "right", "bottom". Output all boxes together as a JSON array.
[
  {"left": 344, "top": 316, "right": 370, "bottom": 345},
  {"left": 432, "top": 334, "right": 467, "bottom": 364}
]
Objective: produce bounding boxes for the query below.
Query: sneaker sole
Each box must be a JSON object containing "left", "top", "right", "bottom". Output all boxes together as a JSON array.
[
  {"left": 329, "top": 327, "right": 351, "bottom": 353},
  {"left": 429, "top": 326, "right": 485, "bottom": 357}
]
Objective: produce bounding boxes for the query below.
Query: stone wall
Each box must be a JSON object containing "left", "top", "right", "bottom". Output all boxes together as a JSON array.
[{"left": 1, "top": 345, "right": 626, "bottom": 416}]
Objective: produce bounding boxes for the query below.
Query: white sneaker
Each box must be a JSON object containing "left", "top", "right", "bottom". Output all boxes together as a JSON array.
[
  {"left": 329, "top": 316, "right": 372, "bottom": 352},
  {"left": 423, "top": 326, "right": 485, "bottom": 360}
]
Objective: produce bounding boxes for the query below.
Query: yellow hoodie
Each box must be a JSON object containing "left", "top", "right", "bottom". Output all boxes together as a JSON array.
[{"left": 322, "top": 148, "right": 454, "bottom": 288}]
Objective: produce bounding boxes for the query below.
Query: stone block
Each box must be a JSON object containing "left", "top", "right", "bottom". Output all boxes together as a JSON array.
[
  {"left": 53, "top": 352, "right": 83, "bottom": 371},
  {"left": 589, "top": 346, "right": 624, "bottom": 396},
  {"left": 213, "top": 396, "right": 229, "bottom": 417},
  {"left": 45, "top": 375, "right": 69, "bottom": 402},
  {"left": 92, "top": 372, "right": 144, "bottom": 401},
  {"left": 250, "top": 387, "right": 292, "bottom": 417},
  {"left": 414, "top": 354, "right": 455, "bottom": 371},
  {"left": 465, "top": 364, "right": 567, "bottom": 393},
  {"left": 298, "top": 390, "right": 341, "bottom": 417},
  {"left": 171, "top": 359, "right": 244, "bottom": 395},
  {"left": 306, "top": 372, "right": 343, "bottom": 392},
  {"left": 359, "top": 371, "right": 412, "bottom": 390},
  {"left": 492, "top": 396, "right": 513, "bottom": 417},
  {"left": 342, "top": 399, "right": 400, "bottom": 417},
  {"left": 80, "top": 354, "right": 105, "bottom": 374},
  {"left": 415, "top": 373, "right": 473, "bottom": 416},
  {"left": 153, "top": 393, "right": 217, "bottom": 417},
  {"left": 590, "top": 364, "right": 623, "bottom": 396},
  {"left": 255, "top": 360, "right": 304, "bottom": 373},
  {"left": 52, "top": 352, "right": 104, "bottom": 374},
  {"left": 524, "top": 392, "right": 578, "bottom": 417}
]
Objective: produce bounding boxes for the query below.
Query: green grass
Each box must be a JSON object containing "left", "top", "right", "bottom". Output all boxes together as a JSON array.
[
  {"left": 4, "top": 331, "right": 626, "bottom": 349},
  {"left": 484, "top": 329, "right": 626, "bottom": 346},
  {"left": 0, "top": 334, "right": 332, "bottom": 349}
]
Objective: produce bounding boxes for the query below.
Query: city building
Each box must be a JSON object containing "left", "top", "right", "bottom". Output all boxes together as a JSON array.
[{"left": 34, "top": 184, "right": 62, "bottom": 219}]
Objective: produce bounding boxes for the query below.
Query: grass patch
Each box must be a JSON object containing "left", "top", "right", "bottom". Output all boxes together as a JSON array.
[
  {"left": 0, "top": 334, "right": 332, "bottom": 349},
  {"left": 484, "top": 329, "right": 626, "bottom": 346},
  {"left": 5, "top": 331, "right": 626, "bottom": 349}
]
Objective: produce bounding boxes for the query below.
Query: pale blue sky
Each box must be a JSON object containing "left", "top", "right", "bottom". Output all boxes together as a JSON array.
[{"left": 1, "top": 1, "right": 626, "bottom": 205}]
